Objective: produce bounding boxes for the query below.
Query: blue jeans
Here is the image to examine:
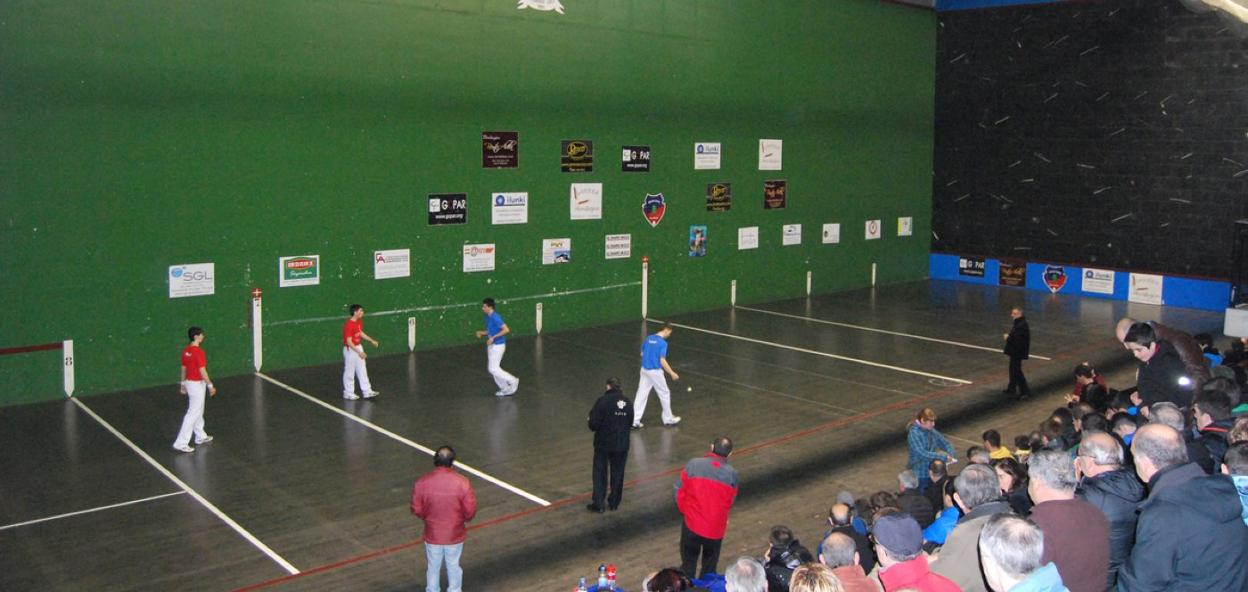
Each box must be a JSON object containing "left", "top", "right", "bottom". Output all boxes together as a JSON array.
[{"left": 425, "top": 542, "right": 464, "bottom": 592}]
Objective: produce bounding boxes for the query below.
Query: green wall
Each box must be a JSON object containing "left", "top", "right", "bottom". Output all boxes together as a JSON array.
[{"left": 0, "top": 0, "right": 935, "bottom": 404}]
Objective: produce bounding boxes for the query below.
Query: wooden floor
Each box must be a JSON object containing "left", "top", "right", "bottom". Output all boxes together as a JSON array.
[{"left": 0, "top": 280, "right": 1225, "bottom": 592}]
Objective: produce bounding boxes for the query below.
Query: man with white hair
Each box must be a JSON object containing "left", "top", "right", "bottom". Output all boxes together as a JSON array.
[
  {"left": 1117, "top": 423, "right": 1248, "bottom": 591},
  {"left": 818, "top": 532, "right": 880, "bottom": 592},
  {"left": 1074, "top": 432, "right": 1143, "bottom": 590},
  {"left": 978, "top": 513, "right": 1069, "bottom": 592},
  {"left": 1148, "top": 401, "right": 1214, "bottom": 473},
  {"left": 724, "top": 556, "right": 766, "bottom": 592},
  {"left": 896, "top": 469, "right": 935, "bottom": 528},
  {"left": 1026, "top": 450, "right": 1108, "bottom": 592}
]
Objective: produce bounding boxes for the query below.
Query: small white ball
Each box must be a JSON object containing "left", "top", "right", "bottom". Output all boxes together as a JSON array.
[{"left": 686, "top": 386, "right": 693, "bottom": 392}]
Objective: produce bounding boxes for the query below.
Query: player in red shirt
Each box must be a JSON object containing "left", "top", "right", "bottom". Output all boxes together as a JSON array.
[
  {"left": 342, "top": 304, "right": 380, "bottom": 400},
  {"left": 173, "top": 326, "right": 216, "bottom": 453}
]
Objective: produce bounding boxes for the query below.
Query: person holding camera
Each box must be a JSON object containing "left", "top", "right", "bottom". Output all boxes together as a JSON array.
[{"left": 763, "top": 525, "right": 814, "bottom": 592}]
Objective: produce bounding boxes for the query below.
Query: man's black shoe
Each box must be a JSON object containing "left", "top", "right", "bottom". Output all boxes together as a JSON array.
[
  {"left": 586, "top": 504, "right": 605, "bottom": 513},
  {"left": 608, "top": 505, "right": 618, "bottom": 511}
]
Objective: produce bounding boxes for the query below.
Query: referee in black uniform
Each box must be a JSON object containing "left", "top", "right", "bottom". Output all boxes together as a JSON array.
[{"left": 587, "top": 377, "right": 634, "bottom": 513}]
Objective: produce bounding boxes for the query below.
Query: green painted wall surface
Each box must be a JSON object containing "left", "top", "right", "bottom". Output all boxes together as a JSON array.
[{"left": 0, "top": 0, "right": 935, "bottom": 404}]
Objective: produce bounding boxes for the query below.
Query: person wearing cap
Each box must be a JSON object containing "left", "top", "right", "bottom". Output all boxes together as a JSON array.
[
  {"left": 587, "top": 377, "right": 633, "bottom": 513},
  {"left": 871, "top": 513, "right": 959, "bottom": 592}
]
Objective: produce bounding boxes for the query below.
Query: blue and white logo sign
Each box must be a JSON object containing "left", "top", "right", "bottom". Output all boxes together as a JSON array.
[
  {"left": 169, "top": 263, "right": 215, "bottom": 299},
  {"left": 491, "top": 192, "right": 528, "bottom": 225}
]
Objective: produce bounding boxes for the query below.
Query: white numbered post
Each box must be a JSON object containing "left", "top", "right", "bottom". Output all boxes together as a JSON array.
[
  {"left": 536, "top": 303, "right": 544, "bottom": 334},
  {"left": 641, "top": 256, "right": 649, "bottom": 319},
  {"left": 806, "top": 271, "right": 812, "bottom": 296},
  {"left": 731, "top": 279, "right": 737, "bottom": 307},
  {"left": 871, "top": 262, "right": 878, "bottom": 286},
  {"left": 63, "top": 340, "right": 75, "bottom": 397},
  {"left": 251, "top": 288, "right": 263, "bottom": 371},
  {"left": 408, "top": 317, "right": 416, "bottom": 352}
]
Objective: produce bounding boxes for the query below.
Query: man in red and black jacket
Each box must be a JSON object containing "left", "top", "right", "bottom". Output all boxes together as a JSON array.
[{"left": 674, "top": 436, "right": 739, "bottom": 578}]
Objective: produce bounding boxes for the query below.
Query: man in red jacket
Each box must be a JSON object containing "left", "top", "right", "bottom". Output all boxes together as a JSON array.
[
  {"left": 675, "top": 436, "right": 739, "bottom": 578},
  {"left": 412, "top": 446, "right": 477, "bottom": 592}
]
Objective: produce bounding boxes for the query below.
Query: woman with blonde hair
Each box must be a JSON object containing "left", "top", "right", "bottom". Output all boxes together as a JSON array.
[
  {"left": 789, "top": 563, "right": 845, "bottom": 592},
  {"left": 907, "top": 408, "right": 957, "bottom": 493}
]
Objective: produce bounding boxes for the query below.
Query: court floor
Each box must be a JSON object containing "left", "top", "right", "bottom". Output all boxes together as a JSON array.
[{"left": 0, "top": 280, "right": 1224, "bottom": 591}]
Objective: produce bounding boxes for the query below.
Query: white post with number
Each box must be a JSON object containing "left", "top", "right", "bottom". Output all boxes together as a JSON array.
[
  {"left": 408, "top": 317, "right": 416, "bottom": 352},
  {"left": 63, "top": 340, "right": 75, "bottom": 397},
  {"left": 641, "top": 256, "right": 649, "bottom": 319},
  {"left": 252, "top": 289, "right": 263, "bottom": 371},
  {"left": 536, "top": 303, "right": 544, "bottom": 334},
  {"left": 731, "top": 280, "right": 737, "bottom": 306}
]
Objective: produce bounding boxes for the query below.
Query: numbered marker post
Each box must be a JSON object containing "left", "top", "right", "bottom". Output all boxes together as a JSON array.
[
  {"left": 536, "top": 303, "right": 544, "bottom": 334},
  {"left": 731, "top": 279, "right": 737, "bottom": 307},
  {"left": 641, "top": 256, "right": 650, "bottom": 319},
  {"left": 806, "top": 271, "right": 812, "bottom": 296},
  {"left": 63, "top": 340, "right": 75, "bottom": 397},
  {"left": 251, "top": 288, "right": 263, "bottom": 371},
  {"left": 408, "top": 317, "right": 416, "bottom": 352}
]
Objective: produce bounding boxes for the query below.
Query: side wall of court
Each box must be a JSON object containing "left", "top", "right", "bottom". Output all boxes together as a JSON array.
[{"left": 0, "top": 0, "right": 936, "bottom": 403}]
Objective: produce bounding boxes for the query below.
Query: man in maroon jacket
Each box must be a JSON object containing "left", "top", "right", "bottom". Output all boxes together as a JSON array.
[
  {"left": 412, "top": 446, "right": 477, "bottom": 592},
  {"left": 675, "top": 436, "right": 740, "bottom": 578}
]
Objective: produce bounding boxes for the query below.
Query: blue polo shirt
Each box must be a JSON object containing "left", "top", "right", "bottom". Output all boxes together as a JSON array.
[
  {"left": 640, "top": 334, "right": 668, "bottom": 369},
  {"left": 485, "top": 311, "right": 506, "bottom": 345}
]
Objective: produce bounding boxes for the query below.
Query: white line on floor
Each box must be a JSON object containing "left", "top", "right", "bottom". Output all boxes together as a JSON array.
[
  {"left": 651, "top": 319, "right": 974, "bottom": 385},
  {"left": 0, "top": 491, "right": 186, "bottom": 531},
  {"left": 255, "top": 372, "right": 551, "bottom": 507},
  {"left": 734, "top": 305, "right": 1053, "bottom": 361},
  {"left": 70, "top": 397, "right": 299, "bottom": 574}
]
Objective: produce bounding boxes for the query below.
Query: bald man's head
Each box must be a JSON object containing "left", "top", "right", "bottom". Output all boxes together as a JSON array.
[
  {"left": 1132, "top": 423, "right": 1189, "bottom": 482},
  {"left": 828, "top": 503, "right": 852, "bottom": 526}
]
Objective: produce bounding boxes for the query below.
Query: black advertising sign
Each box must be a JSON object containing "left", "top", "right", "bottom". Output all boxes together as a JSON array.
[
  {"left": 482, "top": 131, "right": 518, "bottom": 168},
  {"left": 561, "top": 140, "right": 593, "bottom": 173},
  {"left": 706, "top": 183, "right": 732, "bottom": 211},
  {"left": 999, "top": 261, "right": 1027, "bottom": 287},
  {"left": 622, "top": 145, "right": 651, "bottom": 172},
  {"left": 428, "top": 193, "right": 467, "bottom": 225},
  {"left": 959, "top": 256, "right": 986, "bottom": 277},
  {"left": 763, "top": 180, "right": 787, "bottom": 210}
]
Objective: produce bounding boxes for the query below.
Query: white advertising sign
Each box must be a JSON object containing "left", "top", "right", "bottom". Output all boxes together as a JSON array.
[
  {"left": 738, "top": 226, "right": 759, "bottom": 250},
  {"left": 782, "top": 224, "right": 802, "bottom": 246},
  {"left": 898, "top": 216, "right": 913, "bottom": 237},
  {"left": 1081, "top": 268, "right": 1115, "bottom": 295},
  {"left": 168, "top": 263, "right": 215, "bottom": 298},
  {"left": 694, "top": 142, "right": 721, "bottom": 170},
  {"left": 605, "top": 234, "right": 632, "bottom": 259},
  {"left": 373, "top": 249, "right": 410, "bottom": 280},
  {"left": 1128, "top": 273, "right": 1164, "bottom": 305},
  {"left": 758, "top": 139, "right": 782, "bottom": 170},
  {"left": 570, "top": 183, "right": 603, "bottom": 220},
  {"left": 492, "top": 192, "right": 528, "bottom": 225},
  {"left": 542, "top": 238, "right": 571, "bottom": 265},
  {"left": 462, "top": 244, "right": 496, "bottom": 273},
  {"left": 865, "top": 219, "right": 882, "bottom": 240},
  {"left": 278, "top": 255, "right": 321, "bottom": 288},
  {"left": 822, "top": 223, "right": 841, "bottom": 245}
]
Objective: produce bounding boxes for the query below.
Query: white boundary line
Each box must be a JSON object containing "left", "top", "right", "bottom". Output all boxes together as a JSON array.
[
  {"left": 653, "top": 319, "right": 974, "bottom": 385},
  {"left": 0, "top": 491, "right": 186, "bottom": 531},
  {"left": 70, "top": 397, "right": 299, "bottom": 574},
  {"left": 255, "top": 372, "right": 551, "bottom": 506},
  {"left": 734, "top": 305, "right": 1053, "bottom": 361}
]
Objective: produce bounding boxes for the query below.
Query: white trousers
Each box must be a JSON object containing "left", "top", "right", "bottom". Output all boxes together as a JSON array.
[
  {"left": 487, "top": 343, "right": 517, "bottom": 389},
  {"left": 173, "top": 380, "right": 208, "bottom": 447},
  {"left": 343, "top": 346, "right": 373, "bottom": 396},
  {"left": 634, "top": 368, "right": 675, "bottom": 423}
]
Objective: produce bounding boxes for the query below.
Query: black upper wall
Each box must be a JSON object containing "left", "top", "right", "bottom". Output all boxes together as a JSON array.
[{"left": 932, "top": 0, "right": 1248, "bottom": 279}]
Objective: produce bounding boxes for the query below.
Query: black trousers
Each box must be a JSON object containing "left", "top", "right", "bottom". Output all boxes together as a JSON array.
[
  {"left": 591, "top": 447, "right": 628, "bottom": 509},
  {"left": 679, "top": 522, "right": 722, "bottom": 579},
  {"left": 1007, "top": 357, "right": 1030, "bottom": 395}
]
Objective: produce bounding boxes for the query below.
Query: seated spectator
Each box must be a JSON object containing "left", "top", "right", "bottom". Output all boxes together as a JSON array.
[
  {"left": 922, "top": 479, "right": 962, "bottom": 548},
  {"left": 854, "top": 498, "right": 876, "bottom": 533},
  {"left": 967, "top": 446, "right": 992, "bottom": 465},
  {"left": 764, "top": 525, "right": 814, "bottom": 592},
  {"left": 725, "top": 556, "right": 767, "bottom": 592},
  {"left": 1074, "top": 432, "right": 1143, "bottom": 590},
  {"left": 1048, "top": 408, "right": 1079, "bottom": 451},
  {"left": 1222, "top": 442, "right": 1248, "bottom": 526},
  {"left": 923, "top": 459, "right": 950, "bottom": 514},
  {"left": 907, "top": 408, "right": 956, "bottom": 493},
  {"left": 1117, "top": 423, "right": 1248, "bottom": 591},
  {"left": 992, "top": 458, "right": 1033, "bottom": 517},
  {"left": 1079, "top": 412, "right": 1109, "bottom": 435},
  {"left": 1196, "top": 332, "right": 1224, "bottom": 366},
  {"left": 896, "top": 470, "right": 935, "bottom": 528},
  {"left": 1123, "top": 322, "right": 1197, "bottom": 409},
  {"left": 1069, "top": 402, "right": 1096, "bottom": 434},
  {"left": 931, "top": 464, "right": 1012, "bottom": 592},
  {"left": 1109, "top": 413, "right": 1138, "bottom": 447},
  {"left": 1224, "top": 338, "right": 1248, "bottom": 387},
  {"left": 977, "top": 514, "right": 1070, "bottom": 592},
  {"left": 982, "top": 430, "right": 1014, "bottom": 460},
  {"left": 1037, "top": 418, "right": 1069, "bottom": 455},
  {"left": 1194, "top": 381, "right": 1235, "bottom": 472},
  {"left": 1012, "top": 435, "right": 1032, "bottom": 463},
  {"left": 869, "top": 492, "right": 901, "bottom": 524},
  {"left": 788, "top": 563, "right": 845, "bottom": 592},
  {"left": 1150, "top": 401, "right": 1214, "bottom": 474},
  {"left": 818, "top": 532, "right": 882, "bottom": 592},
  {"left": 1067, "top": 363, "right": 1108, "bottom": 408},
  {"left": 645, "top": 567, "right": 695, "bottom": 592},
  {"left": 871, "top": 513, "right": 958, "bottom": 592},
  {"left": 1026, "top": 449, "right": 1109, "bottom": 592},
  {"left": 1232, "top": 416, "right": 1248, "bottom": 445},
  {"left": 1106, "top": 390, "right": 1139, "bottom": 418},
  {"left": 819, "top": 503, "right": 876, "bottom": 574}
]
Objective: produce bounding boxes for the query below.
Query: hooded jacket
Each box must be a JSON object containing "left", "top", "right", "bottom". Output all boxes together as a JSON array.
[
  {"left": 1076, "top": 468, "right": 1144, "bottom": 590},
  {"left": 1115, "top": 462, "right": 1248, "bottom": 591},
  {"left": 930, "top": 500, "right": 1012, "bottom": 592}
]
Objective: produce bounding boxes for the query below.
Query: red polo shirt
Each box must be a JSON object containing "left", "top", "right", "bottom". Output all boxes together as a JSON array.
[
  {"left": 343, "top": 319, "right": 362, "bottom": 346},
  {"left": 181, "top": 345, "right": 206, "bottom": 381}
]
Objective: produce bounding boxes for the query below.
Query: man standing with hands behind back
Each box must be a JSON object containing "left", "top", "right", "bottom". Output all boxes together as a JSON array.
[
  {"left": 1003, "top": 307, "right": 1031, "bottom": 399},
  {"left": 587, "top": 377, "right": 633, "bottom": 513}
]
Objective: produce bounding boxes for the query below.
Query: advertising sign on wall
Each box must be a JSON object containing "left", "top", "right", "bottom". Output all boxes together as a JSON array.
[
  {"left": 689, "top": 225, "right": 707, "bottom": 257},
  {"left": 898, "top": 216, "right": 913, "bottom": 237},
  {"left": 561, "top": 140, "right": 593, "bottom": 173},
  {"left": 758, "top": 139, "right": 782, "bottom": 170},
  {"left": 706, "top": 183, "right": 732, "bottom": 212},
  {"left": 428, "top": 194, "right": 467, "bottom": 225},
  {"left": 959, "top": 256, "right": 985, "bottom": 277},
  {"left": 169, "top": 263, "right": 215, "bottom": 298},
  {"left": 865, "top": 219, "right": 882, "bottom": 240},
  {"left": 694, "top": 142, "right": 721, "bottom": 170},
  {"left": 1082, "top": 268, "right": 1115, "bottom": 295},
  {"left": 782, "top": 224, "right": 801, "bottom": 246},
  {"left": 605, "top": 234, "right": 631, "bottom": 259},
  {"left": 279, "top": 255, "right": 320, "bottom": 287},
  {"left": 374, "top": 249, "right": 410, "bottom": 280},
  {"left": 999, "top": 261, "right": 1026, "bottom": 287},
  {"left": 763, "top": 180, "right": 787, "bottom": 210},
  {"left": 738, "top": 226, "right": 759, "bottom": 250},
  {"left": 1129, "top": 273, "right": 1164, "bottom": 305},
  {"left": 492, "top": 192, "right": 528, "bottom": 225},
  {"left": 463, "top": 244, "right": 496, "bottom": 273},
  {"left": 481, "top": 131, "right": 518, "bottom": 168},
  {"left": 542, "top": 238, "right": 571, "bottom": 265},
  {"left": 622, "top": 145, "right": 651, "bottom": 172},
  {"left": 570, "top": 183, "right": 603, "bottom": 220},
  {"left": 822, "top": 223, "right": 841, "bottom": 245}
]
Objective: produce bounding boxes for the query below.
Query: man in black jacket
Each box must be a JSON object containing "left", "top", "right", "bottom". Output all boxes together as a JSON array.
[
  {"left": 587, "top": 377, "right": 633, "bottom": 512},
  {"left": 897, "top": 469, "right": 936, "bottom": 528},
  {"left": 1074, "top": 432, "right": 1144, "bottom": 591},
  {"left": 1123, "top": 322, "right": 1197, "bottom": 409},
  {"left": 762, "top": 525, "right": 813, "bottom": 592},
  {"left": 1002, "top": 307, "right": 1031, "bottom": 398},
  {"left": 1116, "top": 423, "right": 1248, "bottom": 591},
  {"left": 1116, "top": 317, "right": 1211, "bottom": 392},
  {"left": 1194, "top": 381, "right": 1236, "bottom": 472}
]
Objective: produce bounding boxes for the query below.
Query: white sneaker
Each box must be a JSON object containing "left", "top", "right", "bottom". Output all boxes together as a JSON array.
[
  {"left": 343, "top": 393, "right": 360, "bottom": 400},
  {"left": 663, "top": 416, "right": 682, "bottom": 426},
  {"left": 503, "top": 378, "right": 519, "bottom": 395},
  {"left": 363, "top": 390, "right": 380, "bottom": 399},
  {"left": 194, "top": 435, "right": 214, "bottom": 445},
  {"left": 495, "top": 390, "right": 515, "bottom": 397},
  {"left": 172, "top": 444, "right": 195, "bottom": 453},
  {"left": 631, "top": 422, "right": 644, "bottom": 430}
]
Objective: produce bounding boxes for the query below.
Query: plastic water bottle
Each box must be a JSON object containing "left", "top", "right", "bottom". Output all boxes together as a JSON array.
[
  {"left": 607, "top": 564, "right": 617, "bottom": 590},
  {"left": 598, "top": 564, "right": 608, "bottom": 589},
  {"left": 577, "top": 577, "right": 588, "bottom": 592}
]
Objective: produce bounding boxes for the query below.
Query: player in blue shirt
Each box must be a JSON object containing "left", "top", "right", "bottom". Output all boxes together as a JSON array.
[
  {"left": 633, "top": 323, "right": 681, "bottom": 428},
  {"left": 475, "top": 297, "right": 519, "bottom": 397}
]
